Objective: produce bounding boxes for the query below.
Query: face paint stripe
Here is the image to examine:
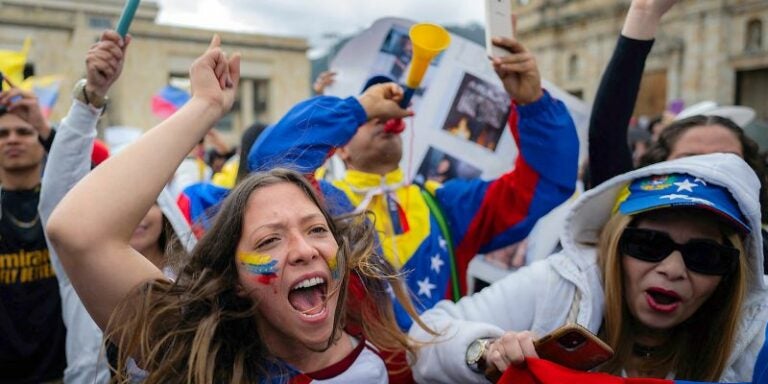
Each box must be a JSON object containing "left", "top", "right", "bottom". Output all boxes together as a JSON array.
[
  {"left": 238, "top": 252, "right": 279, "bottom": 282},
  {"left": 328, "top": 254, "right": 340, "bottom": 280}
]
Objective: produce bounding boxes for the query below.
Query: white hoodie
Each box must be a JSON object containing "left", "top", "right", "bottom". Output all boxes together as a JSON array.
[{"left": 409, "top": 153, "right": 768, "bottom": 383}]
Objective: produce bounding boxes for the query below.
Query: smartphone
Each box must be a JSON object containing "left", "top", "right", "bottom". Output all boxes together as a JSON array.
[
  {"left": 484, "top": 0, "right": 514, "bottom": 58},
  {"left": 534, "top": 323, "right": 614, "bottom": 371}
]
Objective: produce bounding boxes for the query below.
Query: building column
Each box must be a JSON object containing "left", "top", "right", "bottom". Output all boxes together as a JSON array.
[{"left": 240, "top": 78, "right": 255, "bottom": 134}]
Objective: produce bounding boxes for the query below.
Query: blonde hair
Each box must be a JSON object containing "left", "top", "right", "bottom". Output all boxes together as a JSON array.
[
  {"left": 597, "top": 210, "right": 747, "bottom": 381},
  {"left": 105, "top": 168, "right": 429, "bottom": 383}
]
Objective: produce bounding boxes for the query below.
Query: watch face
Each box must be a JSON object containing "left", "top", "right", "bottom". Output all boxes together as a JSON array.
[{"left": 467, "top": 339, "right": 484, "bottom": 363}]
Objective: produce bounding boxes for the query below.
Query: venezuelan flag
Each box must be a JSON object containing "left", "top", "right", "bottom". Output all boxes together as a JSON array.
[
  {"left": 151, "top": 85, "right": 190, "bottom": 119},
  {"left": 21, "top": 75, "right": 63, "bottom": 118}
]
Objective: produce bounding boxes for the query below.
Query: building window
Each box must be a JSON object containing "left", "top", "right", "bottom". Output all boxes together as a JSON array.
[
  {"left": 89, "top": 16, "right": 113, "bottom": 30},
  {"left": 746, "top": 19, "right": 763, "bottom": 52},
  {"left": 568, "top": 53, "right": 580, "bottom": 80}
]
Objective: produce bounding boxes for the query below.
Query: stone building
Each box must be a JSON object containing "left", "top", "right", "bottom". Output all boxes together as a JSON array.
[
  {"left": 514, "top": 0, "right": 768, "bottom": 144},
  {"left": 0, "top": 0, "right": 310, "bottom": 139}
]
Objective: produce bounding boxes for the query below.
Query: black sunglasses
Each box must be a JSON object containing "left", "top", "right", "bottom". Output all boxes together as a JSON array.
[{"left": 619, "top": 227, "right": 739, "bottom": 276}]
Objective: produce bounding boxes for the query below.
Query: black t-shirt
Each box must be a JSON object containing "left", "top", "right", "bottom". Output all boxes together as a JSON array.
[{"left": 0, "top": 187, "right": 65, "bottom": 383}]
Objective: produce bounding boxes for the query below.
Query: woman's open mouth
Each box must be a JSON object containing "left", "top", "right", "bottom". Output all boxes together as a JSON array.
[
  {"left": 645, "top": 287, "right": 682, "bottom": 313},
  {"left": 288, "top": 276, "right": 329, "bottom": 319}
]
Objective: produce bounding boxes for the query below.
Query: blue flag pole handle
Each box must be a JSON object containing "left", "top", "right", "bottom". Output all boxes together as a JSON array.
[{"left": 116, "top": 0, "right": 141, "bottom": 37}]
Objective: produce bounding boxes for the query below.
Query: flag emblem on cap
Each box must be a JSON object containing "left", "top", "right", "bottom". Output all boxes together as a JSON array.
[{"left": 639, "top": 175, "right": 677, "bottom": 191}]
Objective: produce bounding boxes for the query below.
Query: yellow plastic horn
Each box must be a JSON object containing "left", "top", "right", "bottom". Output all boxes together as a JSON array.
[{"left": 405, "top": 23, "right": 451, "bottom": 89}]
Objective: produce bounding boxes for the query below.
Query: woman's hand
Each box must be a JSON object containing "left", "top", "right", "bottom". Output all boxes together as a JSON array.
[
  {"left": 630, "top": 0, "right": 680, "bottom": 18},
  {"left": 623, "top": 0, "right": 681, "bottom": 40},
  {"left": 485, "top": 331, "right": 539, "bottom": 373},
  {"left": 189, "top": 34, "right": 241, "bottom": 118}
]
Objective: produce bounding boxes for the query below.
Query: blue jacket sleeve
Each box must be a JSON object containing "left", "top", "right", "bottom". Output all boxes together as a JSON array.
[
  {"left": 435, "top": 91, "right": 579, "bottom": 255},
  {"left": 248, "top": 95, "right": 368, "bottom": 174}
]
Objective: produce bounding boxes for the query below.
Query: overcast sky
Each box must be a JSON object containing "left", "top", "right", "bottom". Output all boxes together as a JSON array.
[{"left": 155, "top": 0, "right": 485, "bottom": 57}]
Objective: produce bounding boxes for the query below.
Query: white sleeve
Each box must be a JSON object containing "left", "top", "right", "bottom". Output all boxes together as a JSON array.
[
  {"left": 39, "top": 100, "right": 111, "bottom": 383},
  {"left": 409, "top": 260, "right": 551, "bottom": 383}
]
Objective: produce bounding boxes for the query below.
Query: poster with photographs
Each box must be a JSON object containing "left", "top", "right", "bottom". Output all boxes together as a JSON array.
[
  {"left": 442, "top": 72, "right": 510, "bottom": 152},
  {"left": 326, "top": 17, "right": 590, "bottom": 181},
  {"left": 368, "top": 25, "right": 442, "bottom": 100},
  {"left": 414, "top": 146, "right": 482, "bottom": 185}
]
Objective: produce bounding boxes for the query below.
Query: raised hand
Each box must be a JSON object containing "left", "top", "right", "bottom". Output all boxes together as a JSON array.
[
  {"left": 490, "top": 37, "right": 543, "bottom": 105},
  {"left": 312, "top": 70, "right": 337, "bottom": 95},
  {"left": 357, "top": 82, "right": 413, "bottom": 121},
  {"left": 623, "top": 0, "right": 681, "bottom": 40},
  {"left": 85, "top": 30, "right": 131, "bottom": 100},
  {"left": 0, "top": 88, "right": 51, "bottom": 140},
  {"left": 630, "top": 0, "right": 680, "bottom": 17},
  {"left": 189, "top": 35, "right": 241, "bottom": 118}
]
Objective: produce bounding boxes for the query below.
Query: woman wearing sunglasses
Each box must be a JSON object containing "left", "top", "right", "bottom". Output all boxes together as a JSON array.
[{"left": 409, "top": 152, "right": 768, "bottom": 383}]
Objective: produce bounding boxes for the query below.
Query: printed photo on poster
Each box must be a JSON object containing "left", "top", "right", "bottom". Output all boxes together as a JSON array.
[
  {"left": 369, "top": 25, "right": 441, "bottom": 94},
  {"left": 442, "top": 72, "right": 510, "bottom": 152},
  {"left": 414, "top": 146, "right": 482, "bottom": 184}
]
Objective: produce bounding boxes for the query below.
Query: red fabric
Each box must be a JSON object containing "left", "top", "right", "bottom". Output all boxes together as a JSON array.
[
  {"left": 288, "top": 374, "right": 313, "bottom": 384},
  {"left": 497, "top": 358, "right": 673, "bottom": 384},
  {"left": 90, "top": 139, "right": 110, "bottom": 166},
  {"left": 344, "top": 274, "right": 416, "bottom": 383},
  {"left": 453, "top": 106, "right": 539, "bottom": 294},
  {"left": 176, "top": 193, "right": 192, "bottom": 224}
]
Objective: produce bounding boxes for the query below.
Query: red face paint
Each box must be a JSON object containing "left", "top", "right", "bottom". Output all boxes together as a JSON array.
[{"left": 256, "top": 274, "right": 278, "bottom": 285}]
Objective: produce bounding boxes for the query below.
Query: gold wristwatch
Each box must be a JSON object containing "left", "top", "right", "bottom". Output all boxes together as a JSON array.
[
  {"left": 73, "top": 79, "right": 108, "bottom": 109},
  {"left": 466, "top": 337, "right": 494, "bottom": 373}
]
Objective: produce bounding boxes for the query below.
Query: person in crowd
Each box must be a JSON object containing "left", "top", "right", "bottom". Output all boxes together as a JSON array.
[
  {"left": 588, "top": 0, "right": 768, "bottom": 277},
  {"left": 249, "top": 35, "right": 580, "bottom": 331},
  {"left": 587, "top": 0, "right": 768, "bottom": 223},
  {"left": 0, "top": 75, "right": 64, "bottom": 381},
  {"left": 37, "top": 30, "right": 195, "bottom": 383},
  {"left": 46, "top": 35, "right": 424, "bottom": 383},
  {"left": 409, "top": 153, "right": 768, "bottom": 383},
  {"left": 204, "top": 129, "right": 236, "bottom": 174}
]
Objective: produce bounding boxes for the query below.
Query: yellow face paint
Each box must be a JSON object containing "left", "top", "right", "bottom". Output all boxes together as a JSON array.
[
  {"left": 238, "top": 252, "right": 279, "bottom": 284},
  {"left": 328, "top": 254, "right": 340, "bottom": 280}
]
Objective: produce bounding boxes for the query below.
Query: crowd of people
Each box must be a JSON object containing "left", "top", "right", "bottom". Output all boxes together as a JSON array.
[{"left": 0, "top": 0, "right": 766, "bottom": 383}]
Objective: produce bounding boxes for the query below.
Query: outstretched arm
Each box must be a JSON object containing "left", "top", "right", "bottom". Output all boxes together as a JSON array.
[
  {"left": 434, "top": 37, "right": 579, "bottom": 294},
  {"left": 46, "top": 35, "right": 240, "bottom": 332},
  {"left": 588, "top": 0, "right": 679, "bottom": 188},
  {"left": 248, "top": 82, "right": 411, "bottom": 174}
]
